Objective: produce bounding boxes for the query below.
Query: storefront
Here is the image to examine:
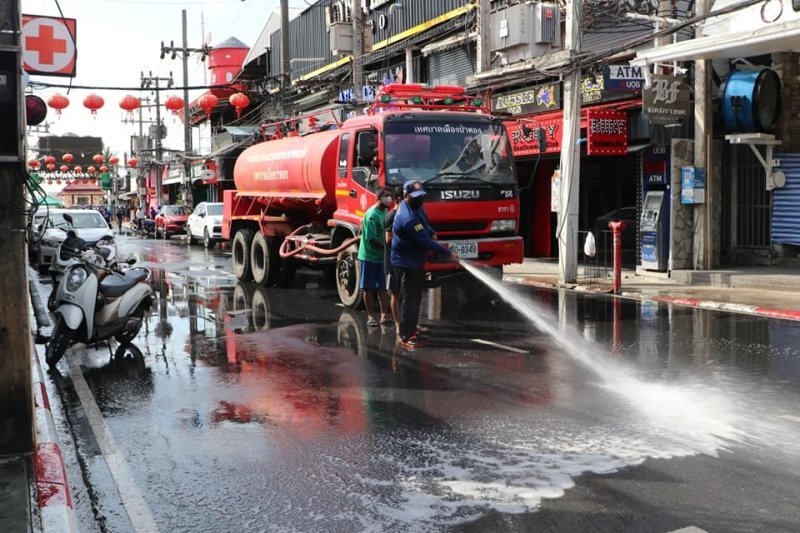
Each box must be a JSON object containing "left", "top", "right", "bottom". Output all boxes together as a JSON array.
[{"left": 494, "top": 77, "right": 643, "bottom": 259}]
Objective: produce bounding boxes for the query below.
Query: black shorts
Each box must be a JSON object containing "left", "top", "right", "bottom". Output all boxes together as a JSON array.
[{"left": 386, "top": 265, "right": 400, "bottom": 295}]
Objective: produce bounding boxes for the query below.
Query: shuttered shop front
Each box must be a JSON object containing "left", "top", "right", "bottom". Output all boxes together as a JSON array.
[
  {"left": 773, "top": 154, "right": 800, "bottom": 246},
  {"left": 427, "top": 45, "right": 474, "bottom": 87}
]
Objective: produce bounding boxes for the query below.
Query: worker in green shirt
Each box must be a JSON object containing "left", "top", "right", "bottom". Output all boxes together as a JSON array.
[{"left": 358, "top": 187, "right": 393, "bottom": 328}]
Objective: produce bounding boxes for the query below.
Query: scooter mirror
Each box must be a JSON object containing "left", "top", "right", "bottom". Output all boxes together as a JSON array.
[
  {"left": 126, "top": 257, "right": 137, "bottom": 265},
  {"left": 63, "top": 213, "right": 74, "bottom": 225}
]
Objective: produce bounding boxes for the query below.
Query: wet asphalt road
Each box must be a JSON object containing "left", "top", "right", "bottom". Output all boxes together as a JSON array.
[{"left": 35, "top": 235, "right": 800, "bottom": 533}]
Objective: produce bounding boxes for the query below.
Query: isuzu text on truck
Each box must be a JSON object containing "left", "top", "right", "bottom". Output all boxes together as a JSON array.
[{"left": 223, "top": 84, "right": 524, "bottom": 307}]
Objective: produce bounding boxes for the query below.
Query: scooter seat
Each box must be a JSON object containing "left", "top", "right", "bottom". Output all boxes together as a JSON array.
[
  {"left": 100, "top": 270, "right": 147, "bottom": 298},
  {"left": 99, "top": 247, "right": 112, "bottom": 259}
]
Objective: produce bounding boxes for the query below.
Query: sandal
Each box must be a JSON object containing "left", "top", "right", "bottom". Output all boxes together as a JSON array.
[{"left": 367, "top": 317, "right": 379, "bottom": 328}]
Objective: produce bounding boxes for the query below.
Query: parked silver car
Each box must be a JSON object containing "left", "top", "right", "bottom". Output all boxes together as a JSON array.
[{"left": 35, "top": 209, "right": 116, "bottom": 273}]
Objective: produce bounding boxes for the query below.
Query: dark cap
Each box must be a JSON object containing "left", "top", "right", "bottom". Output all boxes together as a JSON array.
[{"left": 403, "top": 180, "right": 426, "bottom": 198}]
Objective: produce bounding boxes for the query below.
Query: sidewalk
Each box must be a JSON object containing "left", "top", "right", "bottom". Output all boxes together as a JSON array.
[{"left": 503, "top": 259, "right": 800, "bottom": 321}]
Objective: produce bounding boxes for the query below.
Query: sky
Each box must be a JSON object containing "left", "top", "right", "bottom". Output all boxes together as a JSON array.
[{"left": 24, "top": 0, "right": 310, "bottom": 167}]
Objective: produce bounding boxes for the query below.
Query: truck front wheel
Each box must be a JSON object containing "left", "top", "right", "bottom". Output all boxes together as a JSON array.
[
  {"left": 232, "top": 229, "right": 254, "bottom": 281},
  {"left": 251, "top": 232, "right": 281, "bottom": 287},
  {"left": 335, "top": 245, "right": 363, "bottom": 309}
]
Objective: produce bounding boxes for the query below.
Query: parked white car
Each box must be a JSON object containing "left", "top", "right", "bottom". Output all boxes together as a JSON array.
[
  {"left": 186, "top": 202, "right": 224, "bottom": 248},
  {"left": 36, "top": 208, "right": 116, "bottom": 273}
]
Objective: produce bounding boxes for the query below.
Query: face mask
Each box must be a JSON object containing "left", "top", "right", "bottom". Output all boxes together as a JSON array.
[{"left": 408, "top": 196, "right": 424, "bottom": 209}]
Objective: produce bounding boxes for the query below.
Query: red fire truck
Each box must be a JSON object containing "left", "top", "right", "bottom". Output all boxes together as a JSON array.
[{"left": 223, "top": 84, "right": 524, "bottom": 307}]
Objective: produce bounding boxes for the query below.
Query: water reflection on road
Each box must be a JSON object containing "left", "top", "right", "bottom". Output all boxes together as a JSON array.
[{"left": 68, "top": 244, "right": 800, "bottom": 531}]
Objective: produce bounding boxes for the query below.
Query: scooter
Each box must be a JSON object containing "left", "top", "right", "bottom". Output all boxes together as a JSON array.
[{"left": 46, "top": 249, "right": 153, "bottom": 368}]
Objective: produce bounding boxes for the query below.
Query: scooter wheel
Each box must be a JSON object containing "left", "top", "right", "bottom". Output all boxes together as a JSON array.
[{"left": 45, "top": 316, "right": 75, "bottom": 368}]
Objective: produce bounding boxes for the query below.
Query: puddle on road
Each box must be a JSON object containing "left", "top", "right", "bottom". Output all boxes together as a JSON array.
[{"left": 71, "top": 260, "right": 800, "bottom": 532}]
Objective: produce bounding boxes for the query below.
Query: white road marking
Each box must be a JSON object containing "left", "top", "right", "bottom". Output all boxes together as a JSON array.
[
  {"left": 67, "top": 357, "right": 160, "bottom": 533},
  {"left": 471, "top": 338, "right": 530, "bottom": 354},
  {"left": 779, "top": 414, "right": 800, "bottom": 423}
]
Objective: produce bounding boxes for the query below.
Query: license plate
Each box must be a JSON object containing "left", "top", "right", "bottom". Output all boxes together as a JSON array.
[{"left": 445, "top": 240, "right": 478, "bottom": 259}]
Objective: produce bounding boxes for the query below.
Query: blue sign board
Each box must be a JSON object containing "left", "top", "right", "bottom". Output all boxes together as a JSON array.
[
  {"left": 641, "top": 231, "right": 658, "bottom": 263},
  {"left": 604, "top": 64, "right": 646, "bottom": 92},
  {"left": 643, "top": 145, "right": 669, "bottom": 187},
  {"left": 680, "top": 166, "right": 706, "bottom": 204}
]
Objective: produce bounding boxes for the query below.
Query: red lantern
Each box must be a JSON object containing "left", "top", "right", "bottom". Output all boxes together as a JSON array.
[
  {"left": 127, "top": 157, "right": 138, "bottom": 168},
  {"left": 45, "top": 155, "right": 56, "bottom": 165},
  {"left": 59, "top": 164, "right": 69, "bottom": 173},
  {"left": 83, "top": 93, "right": 105, "bottom": 115},
  {"left": 229, "top": 92, "right": 250, "bottom": 118},
  {"left": 87, "top": 166, "right": 96, "bottom": 175},
  {"left": 47, "top": 93, "right": 70, "bottom": 116},
  {"left": 119, "top": 95, "right": 140, "bottom": 115},
  {"left": 99, "top": 165, "right": 109, "bottom": 173},
  {"left": 62, "top": 153, "right": 74, "bottom": 164},
  {"left": 28, "top": 159, "right": 40, "bottom": 169},
  {"left": 164, "top": 95, "right": 185, "bottom": 115},
  {"left": 74, "top": 165, "right": 83, "bottom": 174},
  {"left": 46, "top": 163, "right": 56, "bottom": 172},
  {"left": 109, "top": 156, "right": 120, "bottom": 166},
  {"left": 198, "top": 93, "right": 219, "bottom": 116},
  {"left": 92, "top": 154, "right": 105, "bottom": 165}
]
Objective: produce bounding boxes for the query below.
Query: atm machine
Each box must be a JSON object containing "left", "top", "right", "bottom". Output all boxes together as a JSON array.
[{"left": 640, "top": 190, "right": 668, "bottom": 271}]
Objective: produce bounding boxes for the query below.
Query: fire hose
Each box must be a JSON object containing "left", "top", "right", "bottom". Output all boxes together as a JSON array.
[{"left": 278, "top": 224, "right": 360, "bottom": 259}]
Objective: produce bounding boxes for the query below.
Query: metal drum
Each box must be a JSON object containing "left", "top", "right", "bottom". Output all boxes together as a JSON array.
[{"left": 721, "top": 69, "right": 781, "bottom": 133}]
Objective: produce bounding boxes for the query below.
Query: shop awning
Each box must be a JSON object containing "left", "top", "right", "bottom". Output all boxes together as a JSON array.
[{"left": 633, "top": 17, "right": 800, "bottom": 66}]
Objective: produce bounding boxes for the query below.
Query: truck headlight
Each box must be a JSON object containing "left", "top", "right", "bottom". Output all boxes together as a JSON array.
[
  {"left": 66, "top": 267, "right": 88, "bottom": 291},
  {"left": 490, "top": 219, "right": 516, "bottom": 232}
]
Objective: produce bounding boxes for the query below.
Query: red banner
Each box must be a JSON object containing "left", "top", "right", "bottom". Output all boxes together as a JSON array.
[{"left": 586, "top": 109, "right": 628, "bottom": 156}]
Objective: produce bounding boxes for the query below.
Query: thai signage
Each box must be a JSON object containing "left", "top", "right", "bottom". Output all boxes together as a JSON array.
[
  {"left": 492, "top": 82, "right": 561, "bottom": 116},
  {"left": 586, "top": 110, "right": 628, "bottom": 155},
  {"left": 643, "top": 74, "right": 691, "bottom": 125},
  {"left": 504, "top": 118, "right": 562, "bottom": 158}
]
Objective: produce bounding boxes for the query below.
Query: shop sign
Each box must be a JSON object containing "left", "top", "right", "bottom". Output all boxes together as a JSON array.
[
  {"left": 643, "top": 145, "right": 669, "bottom": 186},
  {"left": 586, "top": 110, "right": 627, "bottom": 155},
  {"left": 643, "top": 75, "right": 691, "bottom": 125},
  {"left": 680, "top": 166, "right": 705, "bottom": 204},
  {"left": 581, "top": 75, "right": 605, "bottom": 104},
  {"left": 492, "top": 83, "right": 561, "bottom": 116},
  {"left": 504, "top": 117, "right": 562, "bottom": 157},
  {"left": 604, "top": 63, "right": 646, "bottom": 91}
]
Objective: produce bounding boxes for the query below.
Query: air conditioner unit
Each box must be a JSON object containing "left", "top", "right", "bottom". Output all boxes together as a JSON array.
[{"left": 329, "top": 22, "right": 354, "bottom": 56}]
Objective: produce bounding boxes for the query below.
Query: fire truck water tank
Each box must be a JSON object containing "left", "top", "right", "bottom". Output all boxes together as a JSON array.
[{"left": 233, "top": 131, "right": 340, "bottom": 217}]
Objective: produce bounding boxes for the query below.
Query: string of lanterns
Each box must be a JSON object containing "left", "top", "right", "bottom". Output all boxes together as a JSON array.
[
  {"left": 27, "top": 153, "right": 138, "bottom": 186},
  {"left": 42, "top": 92, "right": 251, "bottom": 118}
]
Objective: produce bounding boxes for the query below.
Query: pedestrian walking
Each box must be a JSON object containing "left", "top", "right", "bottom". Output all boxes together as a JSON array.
[
  {"left": 115, "top": 205, "right": 124, "bottom": 233},
  {"left": 383, "top": 189, "right": 404, "bottom": 330},
  {"left": 358, "top": 187, "right": 393, "bottom": 328},
  {"left": 391, "top": 180, "right": 458, "bottom": 348}
]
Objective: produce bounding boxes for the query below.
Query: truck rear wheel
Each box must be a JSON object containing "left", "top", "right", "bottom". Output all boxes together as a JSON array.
[
  {"left": 251, "top": 233, "right": 281, "bottom": 286},
  {"left": 232, "top": 229, "right": 254, "bottom": 281},
  {"left": 335, "top": 245, "right": 363, "bottom": 309}
]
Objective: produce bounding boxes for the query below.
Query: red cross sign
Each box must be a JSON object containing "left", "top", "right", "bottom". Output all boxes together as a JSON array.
[{"left": 22, "top": 14, "right": 77, "bottom": 77}]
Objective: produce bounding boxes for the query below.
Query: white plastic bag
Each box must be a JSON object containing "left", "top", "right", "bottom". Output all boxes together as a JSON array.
[{"left": 583, "top": 231, "right": 597, "bottom": 258}]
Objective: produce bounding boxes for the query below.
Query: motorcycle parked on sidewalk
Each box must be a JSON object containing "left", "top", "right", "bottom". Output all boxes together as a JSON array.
[{"left": 46, "top": 248, "right": 153, "bottom": 368}]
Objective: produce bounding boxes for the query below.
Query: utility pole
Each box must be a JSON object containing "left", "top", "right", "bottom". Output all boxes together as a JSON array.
[
  {"left": 161, "top": 10, "right": 210, "bottom": 206},
  {"left": 0, "top": 0, "right": 33, "bottom": 454},
  {"left": 352, "top": 0, "right": 364, "bottom": 113},
  {"left": 280, "top": 0, "right": 291, "bottom": 117},
  {"left": 476, "top": 0, "right": 491, "bottom": 73},
  {"left": 694, "top": 0, "right": 712, "bottom": 270},
  {"left": 140, "top": 72, "right": 174, "bottom": 207},
  {"left": 557, "top": 0, "right": 582, "bottom": 284}
]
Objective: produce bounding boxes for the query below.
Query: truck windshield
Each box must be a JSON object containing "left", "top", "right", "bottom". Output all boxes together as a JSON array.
[{"left": 384, "top": 121, "right": 515, "bottom": 185}]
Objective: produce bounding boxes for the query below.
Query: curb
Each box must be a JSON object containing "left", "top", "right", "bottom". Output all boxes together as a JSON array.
[
  {"left": 31, "top": 342, "right": 80, "bottom": 533},
  {"left": 503, "top": 274, "right": 800, "bottom": 322}
]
